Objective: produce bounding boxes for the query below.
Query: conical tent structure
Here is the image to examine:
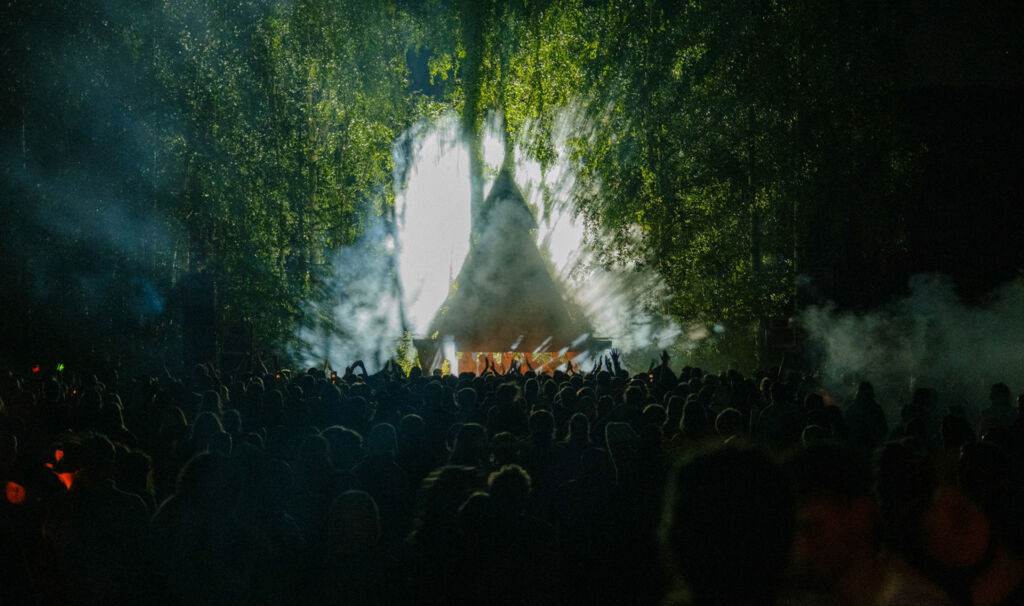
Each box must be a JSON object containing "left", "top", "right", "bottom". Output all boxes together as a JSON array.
[{"left": 415, "top": 169, "right": 607, "bottom": 371}]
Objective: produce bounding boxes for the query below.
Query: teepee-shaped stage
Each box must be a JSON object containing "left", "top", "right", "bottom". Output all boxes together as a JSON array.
[{"left": 414, "top": 169, "right": 608, "bottom": 373}]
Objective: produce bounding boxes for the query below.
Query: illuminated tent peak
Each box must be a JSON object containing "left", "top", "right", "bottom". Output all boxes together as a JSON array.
[
  {"left": 418, "top": 168, "right": 601, "bottom": 356},
  {"left": 475, "top": 167, "right": 537, "bottom": 236}
]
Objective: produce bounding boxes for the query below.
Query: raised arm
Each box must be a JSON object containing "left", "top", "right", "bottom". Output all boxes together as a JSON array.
[{"left": 611, "top": 349, "right": 624, "bottom": 375}]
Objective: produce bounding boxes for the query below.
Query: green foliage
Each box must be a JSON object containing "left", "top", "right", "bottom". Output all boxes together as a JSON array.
[
  {"left": 0, "top": 0, "right": 918, "bottom": 369},
  {"left": 556, "top": 0, "right": 915, "bottom": 360},
  {"left": 0, "top": 0, "right": 425, "bottom": 369}
]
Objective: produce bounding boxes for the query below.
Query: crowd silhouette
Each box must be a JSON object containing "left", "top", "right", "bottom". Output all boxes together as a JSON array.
[{"left": 1, "top": 352, "right": 1024, "bottom": 605}]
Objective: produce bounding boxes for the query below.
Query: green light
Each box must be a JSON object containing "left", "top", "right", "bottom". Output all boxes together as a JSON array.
[{"left": 56, "top": 363, "right": 65, "bottom": 372}]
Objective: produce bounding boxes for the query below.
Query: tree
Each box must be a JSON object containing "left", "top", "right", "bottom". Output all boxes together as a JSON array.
[
  {"left": 555, "top": 0, "right": 916, "bottom": 362},
  {"left": 0, "top": 0, "right": 920, "bottom": 370}
]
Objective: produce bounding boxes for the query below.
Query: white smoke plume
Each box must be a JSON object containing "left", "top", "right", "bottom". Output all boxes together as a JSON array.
[
  {"left": 800, "top": 273, "right": 1024, "bottom": 418},
  {"left": 293, "top": 220, "right": 404, "bottom": 373},
  {"left": 294, "top": 116, "right": 471, "bottom": 371}
]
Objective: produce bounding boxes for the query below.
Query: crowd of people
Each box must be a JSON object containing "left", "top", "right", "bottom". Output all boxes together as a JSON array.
[{"left": 1, "top": 352, "right": 1023, "bottom": 605}]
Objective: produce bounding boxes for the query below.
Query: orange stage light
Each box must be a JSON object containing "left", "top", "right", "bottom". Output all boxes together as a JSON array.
[
  {"left": 5, "top": 481, "right": 26, "bottom": 504},
  {"left": 56, "top": 473, "right": 74, "bottom": 490}
]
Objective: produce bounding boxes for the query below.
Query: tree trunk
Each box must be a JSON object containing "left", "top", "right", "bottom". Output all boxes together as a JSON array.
[{"left": 460, "top": 0, "right": 486, "bottom": 236}]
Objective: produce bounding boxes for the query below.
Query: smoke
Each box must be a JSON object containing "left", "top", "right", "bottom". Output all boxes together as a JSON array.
[
  {"left": 4, "top": 158, "right": 172, "bottom": 275},
  {"left": 0, "top": 1, "right": 184, "bottom": 356},
  {"left": 294, "top": 115, "right": 471, "bottom": 372},
  {"left": 800, "top": 273, "right": 1024, "bottom": 418},
  {"left": 392, "top": 116, "right": 471, "bottom": 335},
  {"left": 0, "top": 141, "right": 172, "bottom": 357},
  {"left": 514, "top": 108, "right": 685, "bottom": 363},
  {"left": 293, "top": 221, "right": 404, "bottom": 373},
  {"left": 297, "top": 108, "right": 689, "bottom": 371}
]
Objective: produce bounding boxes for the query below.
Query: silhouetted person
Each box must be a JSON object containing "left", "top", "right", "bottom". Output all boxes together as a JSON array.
[
  {"left": 898, "top": 388, "right": 942, "bottom": 451},
  {"left": 466, "top": 464, "right": 559, "bottom": 606},
  {"left": 1009, "top": 395, "right": 1024, "bottom": 465},
  {"left": 980, "top": 383, "right": 1016, "bottom": 435},
  {"left": 663, "top": 395, "right": 686, "bottom": 442},
  {"left": 874, "top": 440, "right": 961, "bottom": 605},
  {"left": 785, "top": 442, "right": 884, "bottom": 606},
  {"left": 185, "top": 410, "right": 223, "bottom": 457},
  {"left": 660, "top": 445, "right": 796, "bottom": 606},
  {"left": 1, "top": 429, "right": 40, "bottom": 604},
  {"left": 755, "top": 381, "right": 802, "bottom": 451},
  {"left": 940, "top": 412, "right": 977, "bottom": 477},
  {"left": 490, "top": 431, "right": 521, "bottom": 468},
  {"left": 396, "top": 413, "right": 441, "bottom": 488},
  {"left": 554, "top": 448, "right": 620, "bottom": 606},
  {"left": 487, "top": 383, "right": 529, "bottom": 437},
  {"left": 289, "top": 432, "right": 351, "bottom": 546},
  {"left": 43, "top": 435, "right": 150, "bottom": 605},
  {"left": 598, "top": 384, "right": 645, "bottom": 435},
  {"left": 676, "top": 398, "right": 711, "bottom": 449},
  {"left": 314, "top": 490, "right": 406, "bottom": 605},
  {"left": 455, "top": 386, "right": 486, "bottom": 425},
  {"left": 421, "top": 380, "right": 456, "bottom": 448},
  {"left": 604, "top": 421, "right": 637, "bottom": 487},
  {"left": 522, "top": 409, "right": 567, "bottom": 518},
  {"left": 111, "top": 446, "right": 156, "bottom": 513},
  {"left": 150, "top": 451, "right": 264, "bottom": 605},
  {"left": 322, "top": 424, "right": 366, "bottom": 471},
  {"left": 238, "top": 457, "right": 307, "bottom": 604},
  {"left": 560, "top": 412, "right": 592, "bottom": 457},
  {"left": 714, "top": 407, "right": 743, "bottom": 443},
  {"left": 957, "top": 441, "right": 1024, "bottom": 558},
  {"left": 408, "top": 465, "right": 478, "bottom": 605},
  {"left": 448, "top": 422, "right": 489, "bottom": 468},
  {"left": 353, "top": 423, "right": 413, "bottom": 546}
]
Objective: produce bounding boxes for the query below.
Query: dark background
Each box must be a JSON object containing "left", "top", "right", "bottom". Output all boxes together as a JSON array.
[{"left": 887, "top": 2, "right": 1024, "bottom": 303}]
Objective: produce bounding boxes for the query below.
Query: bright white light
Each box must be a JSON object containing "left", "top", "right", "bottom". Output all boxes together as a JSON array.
[
  {"left": 442, "top": 335, "right": 458, "bottom": 375},
  {"left": 300, "top": 108, "right": 685, "bottom": 370},
  {"left": 394, "top": 117, "right": 472, "bottom": 334},
  {"left": 482, "top": 111, "right": 507, "bottom": 172},
  {"left": 522, "top": 156, "right": 585, "bottom": 278},
  {"left": 391, "top": 107, "right": 686, "bottom": 362}
]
